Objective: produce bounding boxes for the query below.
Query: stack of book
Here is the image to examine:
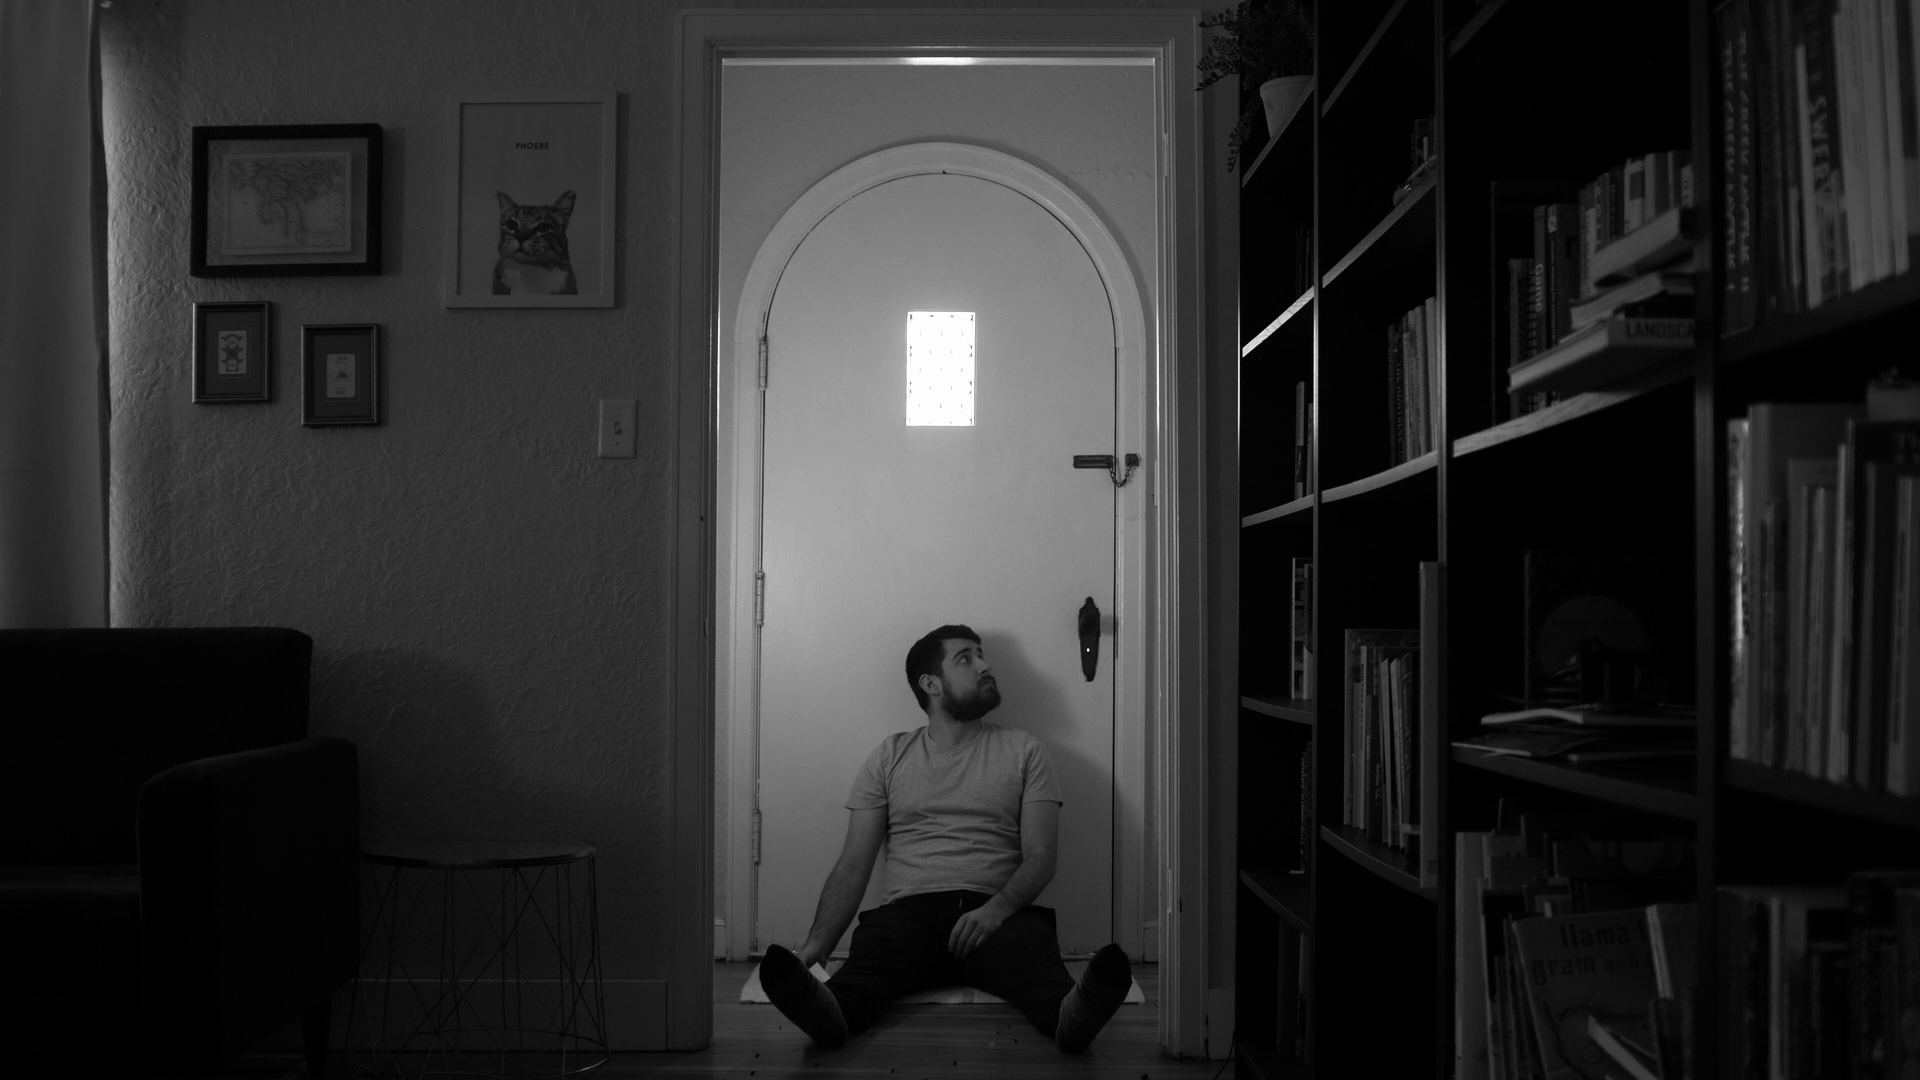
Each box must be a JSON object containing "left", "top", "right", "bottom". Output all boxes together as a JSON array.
[
  {"left": 1387, "top": 296, "right": 1438, "bottom": 464},
  {"left": 1293, "top": 381, "right": 1314, "bottom": 502},
  {"left": 1716, "top": 0, "right": 1920, "bottom": 333},
  {"left": 1726, "top": 381, "right": 1920, "bottom": 792},
  {"left": 1719, "top": 873, "right": 1920, "bottom": 1079},
  {"left": 1342, "top": 628, "right": 1419, "bottom": 852},
  {"left": 1507, "top": 152, "right": 1697, "bottom": 403},
  {"left": 1453, "top": 705, "right": 1696, "bottom": 765},
  {"left": 1454, "top": 819, "right": 1695, "bottom": 1080},
  {"left": 1289, "top": 557, "right": 1313, "bottom": 699}
]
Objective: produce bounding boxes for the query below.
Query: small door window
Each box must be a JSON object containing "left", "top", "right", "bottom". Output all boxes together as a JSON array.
[{"left": 906, "top": 311, "right": 974, "bottom": 426}]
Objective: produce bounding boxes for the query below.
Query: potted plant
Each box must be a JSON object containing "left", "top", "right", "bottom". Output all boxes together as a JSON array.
[{"left": 1196, "top": 0, "right": 1315, "bottom": 170}]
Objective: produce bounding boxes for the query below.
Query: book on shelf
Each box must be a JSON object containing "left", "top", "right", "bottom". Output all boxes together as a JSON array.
[
  {"left": 1290, "top": 557, "right": 1313, "bottom": 700},
  {"left": 1849, "top": 872, "right": 1920, "bottom": 1080},
  {"left": 1495, "top": 152, "right": 1694, "bottom": 408},
  {"left": 1293, "top": 381, "right": 1313, "bottom": 501},
  {"left": 1456, "top": 815, "right": 1694, "bottom": 1080},
  {"left": 1730, "top": 385, "right": 1920, "bottom": 792},
  {"left": 1590, "top": 169, "right": 1696, "bottom": 287},
  {"left": 1727, "top": 403, "right": 1862, "bottom": 768},
  {"left": 1719, "top": 885, "right": 1850, "bottom": 1080},
  {"left": 1505, "top": 256, "right": 1564, "bottom": 418},
  {"left": 1342, "top": 627, "right": 1418, "bottom": 853},
  {"left": 1717, "top": 874, "right": 1920, "bottom": 1080},
  {"left": 1507, "top": 315, "right": 1693, "bottom": 396},
  {"left": 1386, "top": 298, "right": 1438, "bottom": 466},
  {"left": 1715, "top": 0, "right": 1920, "bottom": 328}
]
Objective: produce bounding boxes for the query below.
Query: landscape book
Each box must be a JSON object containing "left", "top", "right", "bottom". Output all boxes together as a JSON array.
[{"left": 1507, "top": 316, "right": 1694, "bottom": 396}]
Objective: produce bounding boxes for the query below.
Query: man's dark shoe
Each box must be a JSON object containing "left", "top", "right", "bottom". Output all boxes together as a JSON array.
[
  {"left": 761, "top": 944, "right": 848, "bottom": 1048},
  {"left": 1056, "top": 943, "right": 1132, "bottom": 1053}
]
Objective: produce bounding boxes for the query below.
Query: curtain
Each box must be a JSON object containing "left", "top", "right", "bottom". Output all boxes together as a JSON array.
[{"left": 0, "top": 0, "right": 108, "bottom": 628}]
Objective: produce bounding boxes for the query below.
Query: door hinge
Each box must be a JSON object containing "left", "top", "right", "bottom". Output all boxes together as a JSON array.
[
  {"left": 751, "top": 806, "right": 763, "bottom": 865},
  {"left": 753, "top": 571, "right": 766, "bottom": 627},
  {"left": 757, "top": 333, "right": 769, "bottom": 390}
]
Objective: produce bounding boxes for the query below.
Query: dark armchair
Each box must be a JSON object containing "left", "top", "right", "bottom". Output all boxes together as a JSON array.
[{"left": 0, "top": 628, "right": 359, "bottom": 1075}]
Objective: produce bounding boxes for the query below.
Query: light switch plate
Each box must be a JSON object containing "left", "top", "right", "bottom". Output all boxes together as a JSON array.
[{"left": 598, "top": 398, "right": 637, "bottom": 458}]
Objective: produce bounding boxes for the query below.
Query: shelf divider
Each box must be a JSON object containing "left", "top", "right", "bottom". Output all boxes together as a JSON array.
[
  {"left": 1244, "top": 287, "right": 1315, "bottom": 358},
  {"left": 1451, "top": 747, "right": 1698, "bottom": 820},
  {"left": 1322, "top": 174, "right": 1435, "bottom": 288},
  {"left": 1240, "top": 867, "right": 1314, "bottom": 933},
  {"left": 1321, "top": 451, "right": 1436, "bottom": 504},
  {"left": 1725, "top": 759, "right": 1920, "bottom": 831},
  {"left": 1323, "top": 0, "right": 1412, "bottom": 116},
  {"left": 1452, "top": 357, "right": 1691, "bottom": 457},
  {"left": 1241, "top": 696, "right": 1315, "bottom": 726},
  {"left": 1319, "top": 824, "right": 1432, "bottom": 899},
  {"left": 1243, "top": 493, "right": 1315, "bottom": 527}
]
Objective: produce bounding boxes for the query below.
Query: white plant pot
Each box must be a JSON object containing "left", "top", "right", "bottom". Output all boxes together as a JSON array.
[{"left": 1260, "top": 75, "right": 1314, "bottom": 140}]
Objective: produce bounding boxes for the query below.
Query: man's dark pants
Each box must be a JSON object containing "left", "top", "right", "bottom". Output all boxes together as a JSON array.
[{"left": 825, "top": 889, "right": 1078, "bottom": 1036}]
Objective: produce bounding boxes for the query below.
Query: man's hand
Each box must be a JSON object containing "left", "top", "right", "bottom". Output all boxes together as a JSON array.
[{"left": 948, "top": 903, "right": 1009, "bottom": 959}]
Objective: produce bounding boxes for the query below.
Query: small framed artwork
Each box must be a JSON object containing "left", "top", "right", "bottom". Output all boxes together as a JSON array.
[
  {"left": 192, "top": 301, "right": 272, "bottom": 402},
  {"left": 301, "top": 323, "right": 380, "bottom": 426},
  {"left": 444, "top": 92, "right": 616, "bottom": 308},
  {"left": 192, "top": 124, "right": 383, "bottom": 277}
]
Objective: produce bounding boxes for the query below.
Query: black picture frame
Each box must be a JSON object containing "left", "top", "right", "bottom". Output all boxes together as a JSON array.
[
  {"left": 301, "top": 323, "right": 381, "bottom": 426},
  {"left": 191, "top": 301, "right": 272, "bottom": 403},
  {"left": 192, "top": 123, "right": 383, "bottom": 277}
]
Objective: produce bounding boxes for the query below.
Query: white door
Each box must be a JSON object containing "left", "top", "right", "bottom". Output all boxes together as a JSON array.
[{"left": 755, "top": 171, "right": 1117, "bottom": 956}]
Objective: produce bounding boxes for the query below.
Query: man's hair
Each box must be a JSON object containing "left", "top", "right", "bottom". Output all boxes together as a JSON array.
[{"left": 905, "top": 624, "right": 982, "bottom": 711}]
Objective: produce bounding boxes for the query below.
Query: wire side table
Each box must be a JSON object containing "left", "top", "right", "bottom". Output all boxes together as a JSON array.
[{"left": 347, "top": 839, "right": 607, "bottom": 1079}]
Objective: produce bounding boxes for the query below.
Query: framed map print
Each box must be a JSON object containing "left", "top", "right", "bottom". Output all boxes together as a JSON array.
[
  {"left": 191, "top": 301, "right": 271, "bottom": 403},
  {"left": 191, "top": 124, "right": 383, "bottom": 276},
  {"left": 444, "top": 92, "right": 616, "bottom": 307}
]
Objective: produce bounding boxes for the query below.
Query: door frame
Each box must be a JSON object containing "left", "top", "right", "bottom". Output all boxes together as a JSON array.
[
  {"left": 721, "top": 141, "right": 1150, "bottom": 964},
  {"left": 671, "top": 9, "right": 1216, "bottom": 1056}
]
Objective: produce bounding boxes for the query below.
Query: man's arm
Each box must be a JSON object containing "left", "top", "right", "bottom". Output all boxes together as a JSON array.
[
  {"left": 948, "top": 798, "right": 1059, "bottom": 958},
  {"left": 796, "top": 805, "right": 887, "bottom": 969}
]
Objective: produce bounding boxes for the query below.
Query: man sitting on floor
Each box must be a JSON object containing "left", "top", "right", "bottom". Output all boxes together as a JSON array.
[{"left": 758, "top": 623, "right": 1134, "bottom": 1053}]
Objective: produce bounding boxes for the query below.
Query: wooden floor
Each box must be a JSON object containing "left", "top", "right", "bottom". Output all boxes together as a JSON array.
[{"left": 230, "top": 962, "right": 1227, "bottom": 1080}]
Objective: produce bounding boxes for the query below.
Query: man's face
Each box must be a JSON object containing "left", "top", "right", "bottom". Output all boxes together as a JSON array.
[{"left": 937, "top": 639, "right": 1001, "bottom": 721}]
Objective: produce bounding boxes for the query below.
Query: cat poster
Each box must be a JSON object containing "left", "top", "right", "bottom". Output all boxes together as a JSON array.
[{"left": 445, "top": 92, "right": 617, "bottom": 308}]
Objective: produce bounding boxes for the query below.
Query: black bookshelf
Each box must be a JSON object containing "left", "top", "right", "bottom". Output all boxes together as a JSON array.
[{"left": 1231, "top": 0, "right": 1920, "bottom": 1077}]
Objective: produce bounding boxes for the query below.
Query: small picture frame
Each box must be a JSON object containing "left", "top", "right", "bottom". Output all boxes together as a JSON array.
[
  {"left": 301, "top": 323, "right": 380, "bottom": 426},
  {"left": 192, "top": 124, "right": 383, "bottom": 277},
  {"left": 192, "top": 301, "right": 272, "bottom": 402},
  {"left": 444, "top": 92, "right": 617, "bottom": 308}
]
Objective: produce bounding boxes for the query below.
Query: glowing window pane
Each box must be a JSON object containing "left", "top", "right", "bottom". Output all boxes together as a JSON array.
[{"left": 906, "top": 311, "right": 975, "bottom": 427}]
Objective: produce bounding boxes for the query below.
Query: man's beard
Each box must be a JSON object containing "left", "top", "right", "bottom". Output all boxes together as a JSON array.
[{"left": 945, "top": 676, "right": 1002, "bottom": 721}]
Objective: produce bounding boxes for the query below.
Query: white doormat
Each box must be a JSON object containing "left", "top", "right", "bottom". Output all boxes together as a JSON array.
[{"left": 739, "top": 959, "right": 1145, "bottom": 1005}]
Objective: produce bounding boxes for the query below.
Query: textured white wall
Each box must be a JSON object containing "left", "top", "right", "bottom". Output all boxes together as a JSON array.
[{"left": 98, "top": 0, "right": 680, "bottom": 1014}]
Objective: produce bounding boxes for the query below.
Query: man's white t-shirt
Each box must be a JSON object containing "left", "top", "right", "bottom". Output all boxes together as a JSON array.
[{"left": 845, "top": 722, "right": 1063, "bottom": 903}]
